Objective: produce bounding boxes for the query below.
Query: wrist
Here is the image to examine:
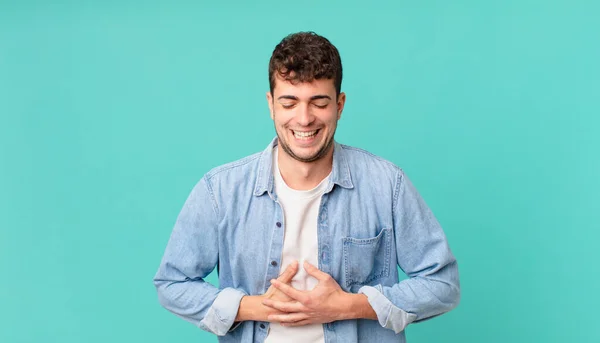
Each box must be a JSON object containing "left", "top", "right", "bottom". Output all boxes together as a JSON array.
[
  {"left": 342, "top": 293, "right": 378, "bottom": 321},
  {"left": 236, "top": 295, "right": 269, "bottom": 322}
]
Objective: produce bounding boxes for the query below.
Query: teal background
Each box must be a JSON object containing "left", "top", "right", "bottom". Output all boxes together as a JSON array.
[{"left": 1, "top": 1, "right": 599, "bottom": 342}]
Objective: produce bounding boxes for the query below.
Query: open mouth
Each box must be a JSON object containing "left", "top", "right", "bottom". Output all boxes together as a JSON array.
[{"left": 292, "top": 129, "right": 320, "bottom": 140}]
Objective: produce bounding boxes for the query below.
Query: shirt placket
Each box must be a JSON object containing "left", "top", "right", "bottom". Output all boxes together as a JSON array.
[
  {"left": 257, "top": 194, "right": 286, "bottom": 341},
  {"left": 318, "top": 192, "right": 337, "bottom": 342}
]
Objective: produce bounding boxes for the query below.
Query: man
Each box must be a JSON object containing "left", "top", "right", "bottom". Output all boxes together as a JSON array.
[{"left": 154, "top": 31, "right": 460, "bottom": 343}]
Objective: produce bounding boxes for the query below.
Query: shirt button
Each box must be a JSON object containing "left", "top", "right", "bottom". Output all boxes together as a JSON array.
[
  {"left": 271, "top": 261, "right": 278, "bottom": 266},
  {"left": 260, "top": 323, "right": 266, "bottom": 329},
  {"left": 276, "top": 222, "right": 282, "bottom": 228}
]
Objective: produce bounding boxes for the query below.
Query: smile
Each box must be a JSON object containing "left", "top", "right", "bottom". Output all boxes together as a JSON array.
[{"left": 292, "top": 129, "right": 320, "bottom": 140}]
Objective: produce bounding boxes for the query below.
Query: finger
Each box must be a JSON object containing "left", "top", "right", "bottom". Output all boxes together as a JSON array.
[
  {"left": 303, "top": 261, "right": 331, "bottom": 282},
  {"left": 282, "top": 319, "right": 314, "bottom": 327},
  {"left": 277, "top": 261, "right": 299, "bottom": 283},
  {"left": 262, "top": 299, "right": 306, "bottom": 313},
  {"left": 270, "top": 279, "right": 308, "bottom": 303},
  {"left": 268, "top": 312, "right": 310, "bottom": 323}
]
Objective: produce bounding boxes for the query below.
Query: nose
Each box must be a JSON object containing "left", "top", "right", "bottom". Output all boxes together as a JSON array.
[{"left": 296, "top": 103, "right": 314, "bottom": 126}]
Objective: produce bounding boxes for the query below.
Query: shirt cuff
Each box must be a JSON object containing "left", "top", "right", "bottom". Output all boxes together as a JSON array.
[
  {"left": 198, "top": 287, "right": 247, "bottom": 336},
  {"left": 358, "top": 285, "right": 417, "bottom": 334}
]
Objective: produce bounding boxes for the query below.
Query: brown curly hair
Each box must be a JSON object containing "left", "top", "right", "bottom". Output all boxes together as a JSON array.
[{"left": 268, "top": 32, "right": 343, "bottom": 97}]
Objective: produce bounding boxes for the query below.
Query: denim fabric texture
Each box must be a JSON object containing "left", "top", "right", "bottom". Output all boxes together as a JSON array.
[{"left": 154, "top": 138, "right": 460, "bottom": 343}]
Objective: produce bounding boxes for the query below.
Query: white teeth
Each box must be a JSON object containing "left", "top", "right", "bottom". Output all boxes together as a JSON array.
[{"left": 293, "top": 130, "right": 318, "bottom": 139}]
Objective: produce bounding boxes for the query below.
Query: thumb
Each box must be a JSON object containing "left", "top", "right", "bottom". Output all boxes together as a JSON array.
[{"left": 277, "top": 260, "right": 299, "bottom": 283}]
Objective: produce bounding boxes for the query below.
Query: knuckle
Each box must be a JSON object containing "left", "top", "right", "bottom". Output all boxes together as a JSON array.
[{"left": 303, "top": 297, "right": 314, "bottom": 307}]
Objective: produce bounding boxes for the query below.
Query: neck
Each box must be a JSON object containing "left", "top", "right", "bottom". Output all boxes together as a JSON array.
[{"left": 277, "top": 145, "right": 333, "bottom": 191}]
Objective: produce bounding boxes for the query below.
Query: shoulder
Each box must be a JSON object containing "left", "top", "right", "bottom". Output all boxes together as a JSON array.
[
  {"left": 197, "top": 150, "right": 264, "bottom": 194},
  {"left": 337, "top": 143, "right": 409, "bottom": 207},
  {"left": 339, "top": 144, "right": 403, "bottom": 177},
  {"left": 204, "top": 151, "right": 263, "bottom": 180}
]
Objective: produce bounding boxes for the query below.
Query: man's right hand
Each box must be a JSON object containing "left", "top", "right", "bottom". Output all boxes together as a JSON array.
[
  {"left": 263, "top": 260, "right": 298, "bottom": 302},
  {"left": 235, "top": 261, "right": 299, "bottom": 322}
]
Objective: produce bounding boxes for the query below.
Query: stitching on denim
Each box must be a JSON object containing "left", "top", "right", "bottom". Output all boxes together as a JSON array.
[
  {"left": 343, "top": 228, "right": 392, "bottom": 287},
  {"left": 202, "top": 177, "right": 220, "bottom": 219},
  {"left": 205, "top": 151, "right": 262, "bottom": 179},
  {"left": 392, "top": 170, "right": 403, "bottom": 214}
]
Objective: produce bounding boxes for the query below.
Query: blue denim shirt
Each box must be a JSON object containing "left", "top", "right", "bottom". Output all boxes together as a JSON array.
[{"left": 153, "top": 138, "right": 460, "bottom": 343}]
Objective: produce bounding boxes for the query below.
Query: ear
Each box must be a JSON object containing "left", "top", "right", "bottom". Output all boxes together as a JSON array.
[
  {"left": 266, "top": 91, "right": 274, "bottom": 120},
  {"left": 336, "top": 92, "right": 346, "bottom": 120}
]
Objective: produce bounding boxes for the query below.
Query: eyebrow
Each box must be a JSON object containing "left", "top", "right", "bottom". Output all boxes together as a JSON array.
[{"left": 277, "top": 95, "right": 332, "bottom": 101}]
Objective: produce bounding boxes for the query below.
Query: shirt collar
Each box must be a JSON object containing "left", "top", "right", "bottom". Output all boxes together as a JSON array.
[{"left": 253, "top": 137, "right": 354, "bottom": 196}]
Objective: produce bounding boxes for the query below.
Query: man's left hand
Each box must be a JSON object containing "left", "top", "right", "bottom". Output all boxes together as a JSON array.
[{"left": 262, "top": 261, "right": 353, "bottom": 326}]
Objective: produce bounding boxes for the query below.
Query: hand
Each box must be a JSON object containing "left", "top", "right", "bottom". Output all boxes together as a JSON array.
[
  {"left": 235, "top": 260, "right": 299, "bottom": 322},
  {"left": 262, "top": 261, "right": 352, "bottom": 326},
  {"left": 263, "top": 260, "right": 299, "bottom": 303}
]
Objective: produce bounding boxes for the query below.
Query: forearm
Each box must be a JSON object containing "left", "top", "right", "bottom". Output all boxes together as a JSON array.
[
  {"left": 236, "top": 295, "right": 266, "bottom": 322},
  {"left": 353, "top": 260, "right": 460, "bottom": 335},
  {"left": 236, "top": 295, "right": 283, "bottom": 322},
  {"left": 154, "top": 276, "right": 246, "bottom": 336},
  {"left": 154, "top": 277, "right": 219, "bottom": 322},
  {"left": 351, "top": 259, "right": 459, "bottom": 334},
  {"left": 380, "top": 261, "right": 460, "bottom": 321},
  {"left": 339, "top": 293, "right": 378, "bottom": 321}
]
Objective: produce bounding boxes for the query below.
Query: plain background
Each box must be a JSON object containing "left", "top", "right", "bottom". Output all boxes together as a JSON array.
[{"left": 1, "top": 1, "right": 599, "bottom": 342}]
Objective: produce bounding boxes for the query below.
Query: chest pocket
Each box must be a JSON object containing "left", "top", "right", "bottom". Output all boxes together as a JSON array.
[{"left": 342, "top": 228, "right": 392, "bottom": 291}]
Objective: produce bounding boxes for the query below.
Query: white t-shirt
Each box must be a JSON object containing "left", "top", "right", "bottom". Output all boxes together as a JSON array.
[{"left": 264, "top": 147, "right": 329, "bottom": 343}]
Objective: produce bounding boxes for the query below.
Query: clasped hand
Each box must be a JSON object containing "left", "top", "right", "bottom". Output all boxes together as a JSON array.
[{"left": 262, "top": 260, "right": 350, "bottom": 327}]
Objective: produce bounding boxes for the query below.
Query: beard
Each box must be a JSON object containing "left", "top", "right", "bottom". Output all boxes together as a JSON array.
[{"left": 276, "top": 127, "right": 336, "bottom": 163}]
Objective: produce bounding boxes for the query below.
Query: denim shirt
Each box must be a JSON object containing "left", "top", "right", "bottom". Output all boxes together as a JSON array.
[{"left": 153, "top": 138, "right": 460, "bottom": 343}]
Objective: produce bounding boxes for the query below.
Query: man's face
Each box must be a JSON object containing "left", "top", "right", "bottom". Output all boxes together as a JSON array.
[{"left": 267, "top": 76, "right": 346, "bottom": 163}]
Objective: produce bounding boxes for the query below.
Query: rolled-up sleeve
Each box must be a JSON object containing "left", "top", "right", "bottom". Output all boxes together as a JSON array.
[
  {"left": 199, "top": 288, "right": 247, "bottom": 335},
  {"left": 358, "top": 285, "right": 417, "bottom": 333}
]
